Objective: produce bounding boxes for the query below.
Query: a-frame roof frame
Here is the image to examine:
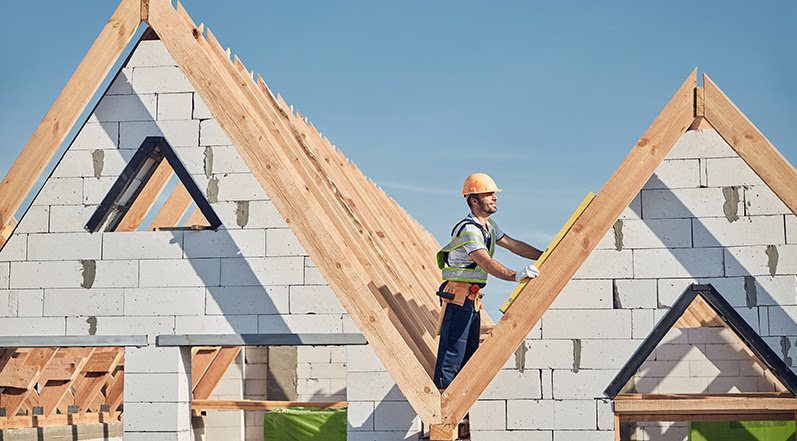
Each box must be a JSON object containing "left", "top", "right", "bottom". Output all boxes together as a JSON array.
[
  {"left": 605, "top": 283, "right": 797, "bottom": 398},
  {"left": 3, "top": 0, "right": 797, "bottom": 432},
  {"left": 439, "top": 72, "right": 797, "bottom": 428}
]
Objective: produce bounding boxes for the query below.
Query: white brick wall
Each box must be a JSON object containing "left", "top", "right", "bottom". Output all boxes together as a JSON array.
[
  {"left": 15, "top": 205, "right": 49, "bottom": 234},
  {"left": 257, "top": 314, "right": 344, "bottom": 334},
  {"left": 127, "top": 40, "right": 178, "bottom": 67},
  {"left": 290, "top": 285, "right": 346, "bottom": 314},
  {"left": 158, "top": 93, "right": 194, "bottom": 120},
  {"left": 220, "top": 257, "right": 304, "bottom": 286},
  {"left": 619, "top": 218, "right": 692, "bottom": 249},
  {"left": 542, "top": 310, "right": 631, "bottom": 339},
  {"left": 0, "top": 317, "right": 65, "bottom": 335},
  {"left": 10, "top": 261, "right": 83, "bottom": 288},
  {"left": 549, "top": 279, "right": 612, "bottom": 310},
  {"left": 693, "top": 215, "right": 786, "bottom": 247},
  {"left": 27, "top": 232, "right": 102, "bottom": 260},
  {"left": 667, "top": 129, "right": 736, "bottom": 159},
  {"left": 199, "top": 119, "right": 231, "bottom": 145},
  {"left": 125, "top": 287, "right": 205, "bottom": 316},
  {"left": 206, "top": 285, "right": 289, "bottom": 315},
  {"left": 634, "top": 248, "right": 724, "bottom": 278},
  {"left": 90, "top": 94, "right": 157, "bottom": 123},
  {"left": 725, "top": 245, "right": 797, "bottom": 277},
  {"left": 573, "top": 250, "right": 633, "bottom": 279},
  {"left": 213, "top": 173, "right": 268, "bottom": 202},
  {"left": 139, "top": 258, "right": 221, "bottom": 287},
  {"left": 16, "top": 289, "right": 43, "bottom": 317},
  {"left": 33, "top": 177, "right": 83, "bottom": 206},
  {"left": 706, "top": 157, "right": 766, "bottom": 187},
  {"left": 132, "top": 66, "right": 194, "bottom": 94},
  {"left": 745, "top": 186, "right": 792, "bottom": 215},
  {"left": 70, "top": 122, "right": 119, "bottom": 150},
  {"left": 642, "top": 159, "right": 700, "bottom": 190},
  {"left": 787, "top": 215, "right": 797, "bottom": 244},
  {"left": 50, "top": 149, "right": 130, "bottom": 178},
  {"left": 506, "top": 399, "right": 553, "bottom": 430},
  {"left": 43, "top": 288, "right": 124, "bottom": 316},
  {"left": 103, "top": 231, "right": 185, "bottom": 259},
  {"left": 119, "top": 120, "right": 199, "bottom": 148},
  {"left": 640, "top": 187, "right": 727, "bottom": 219},
  {"left": 614, "top": 279, "right": 657, "bottom": 308}
]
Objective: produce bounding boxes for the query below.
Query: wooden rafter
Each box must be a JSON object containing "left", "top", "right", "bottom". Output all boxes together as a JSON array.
[
  {"left": 147, "top": 0, "right": 441, "bottom": 422},
  {"left": 192, "top": 346, "right": 241, "bottom": 400},
  {"left": 704, "top": 74, "right": 797, "bottom": 216},
  {"left": 0, "top": 0, "right": 141, "bottom": 243},
  {"left": 115, "top": 160, "right": 173, "bottom": 232},
  {"left": 148, "top": 181, "right": 193, "bottom": 229},
  {"left": 614, "top": 393, "right": 797, "bottom": 422}
]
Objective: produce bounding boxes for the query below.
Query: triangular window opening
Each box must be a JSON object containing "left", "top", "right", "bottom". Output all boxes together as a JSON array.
[{"left": 86, "top": 137, "right": 221, "bottom": 232}]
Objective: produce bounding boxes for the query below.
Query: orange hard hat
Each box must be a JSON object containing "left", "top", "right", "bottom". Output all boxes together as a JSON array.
[{"left": 462, "top": 173, "right": 502, "bottom": 196}]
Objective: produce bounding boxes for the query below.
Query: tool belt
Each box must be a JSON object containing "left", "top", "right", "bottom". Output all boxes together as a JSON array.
[{"left": 437, "top": 281, "right": 484, "bottom": 311}]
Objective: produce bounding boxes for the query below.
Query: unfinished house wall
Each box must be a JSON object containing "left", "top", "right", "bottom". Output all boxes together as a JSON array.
[
  {"left": 468, "top": 128, "right": 797, "bottom": 440},
  {"left": 0, "top": 36, "right": 364, "bottom": 440}
]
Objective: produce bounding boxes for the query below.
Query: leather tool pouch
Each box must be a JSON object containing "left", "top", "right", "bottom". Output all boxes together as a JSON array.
[{"left": 441, "top": 282, "right": 470, "bottom": 307}]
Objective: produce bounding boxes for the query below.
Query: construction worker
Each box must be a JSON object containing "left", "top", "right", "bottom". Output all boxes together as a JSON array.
[{"left": 434, "top": 173, "right": 543, "bottom": 389}]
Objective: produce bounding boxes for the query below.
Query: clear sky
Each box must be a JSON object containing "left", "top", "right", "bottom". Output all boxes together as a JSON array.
[{"left": 1, "top": 1, "right": 795, "bottom": 318}]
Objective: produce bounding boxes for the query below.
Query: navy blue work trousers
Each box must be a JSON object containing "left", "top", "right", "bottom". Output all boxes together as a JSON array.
[{"left": 433, "top": 296, "right": 481, "bottom": 389}]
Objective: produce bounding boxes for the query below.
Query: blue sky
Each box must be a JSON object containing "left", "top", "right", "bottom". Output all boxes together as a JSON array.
[{"left": 1, "top": 1, "right": 795, "bottom": 317}]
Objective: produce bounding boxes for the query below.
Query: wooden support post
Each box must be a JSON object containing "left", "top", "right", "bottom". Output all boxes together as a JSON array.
[
  {"left": 192, "top": 347, "right": 240, "bottom": 400},
  {"left": 429, "top": 423, "right": 457, "bottom": 441},
  {"left": 0, "top": 0, "right": 140, "bottom": 236}
]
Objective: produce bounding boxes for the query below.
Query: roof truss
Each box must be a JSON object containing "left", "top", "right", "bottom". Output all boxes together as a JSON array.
[{"left": 2, "top": 0, "right": 796, "bottom": 433}]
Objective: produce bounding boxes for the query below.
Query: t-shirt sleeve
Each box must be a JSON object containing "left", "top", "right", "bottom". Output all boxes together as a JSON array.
[
  {"left": 492, "top": 221, "right": 505, "bottom": 241},
  {"left": 458, "top": 224, "right": 488, "bottom": 255}
]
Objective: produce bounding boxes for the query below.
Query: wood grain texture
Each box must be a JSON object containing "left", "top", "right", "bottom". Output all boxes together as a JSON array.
[
  {"left": 0, "top": 0, "right": 140, "bottom": 239},
  {"left": 704, "top": 74, "right": 797, "bottom": 216},
  {"left": 148, "top": 181, "right": 193, "bottom": 229},
  {"left": 115, "top": 160, "right": 173, "bottom": 232},
  {"left": 440, "top": 71, "right": 697, "bottom": 425}
]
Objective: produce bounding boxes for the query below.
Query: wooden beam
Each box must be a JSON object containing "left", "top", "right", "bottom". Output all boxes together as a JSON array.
[
  {"left": 0, "top": 412, "right": 122, "bottom": 429},
  {"left": 0, "top": 0, "right": 140, "bottom": 237},
  {"left": 38, "top": 348, "right": 94, "bottom": 416},
  {"left": 190, "top": 347, "right": 220, "bottom": 391},
  {"left": 429, "top": 423, "right": 457, "bottom": 441},
  {"left": 148, "top": 0, "right": 440, "bottom": 423},
  {"left": 673, "top": 295, "right": 724, "bottom": 328},
  {"left": 704, "top": 74, "right": 797, "bottom": 216},
  {"left": 440, "top": 71, "right": 697, "bottom": 426},
  {"left": 73, "top": 348, "right": 123, "bottom": 414},
  {"left": 191, "top": 399, "right": 347, "bottom": 411},
  {"left": 192, "top": 346, "right": 240, "bottom": 400},
  {"left": 0, "top": 348, "right": 58, "bottom": 417},
  {"left": 183, "top": 205, "right": 208, "bottom": 227},
  {"left": 148, "top": 181, "right": 193, "bottom": 230},
  {"left": 104, "top": 365, "right": 125, "bottom": 413},
  {"left": 115, "top": 160, "right": 173, "bottom": 232},
  {"left": 614, "top": 396, "right": 797, "bottom": 413},
  {"left": 0, "top": 218, "right": 17, "bottom": 248}
]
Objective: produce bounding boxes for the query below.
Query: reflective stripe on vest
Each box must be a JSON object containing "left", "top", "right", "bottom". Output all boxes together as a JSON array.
[{"left": 436, "top": 219, "right": 496, "bottom": 284}]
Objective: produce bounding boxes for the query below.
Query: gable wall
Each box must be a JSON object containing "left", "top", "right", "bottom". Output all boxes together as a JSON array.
[{"left": 469, "top": 129, "right": 797, "bottom": 441}]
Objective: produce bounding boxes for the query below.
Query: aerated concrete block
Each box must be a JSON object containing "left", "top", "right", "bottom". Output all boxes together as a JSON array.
[
  {"left": 298, "top": 346, "right": 334, "bottom": 363},
  {"left": 82, "top": 176, "right": 116, "bottom": 205},
  {"left": 267, "top": 228, "right": 307, "bottom": 256},
  {"left": 632, "top": 308, "right": 656, "bottom": 339},
  {"left": 506, "top": 399, "right": 553, "bottom": 430},
  {"left": 27, "top": 232, "right": 102, "bottom": 261},
  {"left": 126, "top": 372, "right": 191, "bottom": 402},
  {"left": 525, "top": 340, "right": 573, "bottom": 369},
  {"left": 578, "top": 339, "right": 642, "bottom": 369},
  {"left": 667, "top": 129, "right": 736, "bottom": 159},
  {"left": 127, "top": 40, "right": 178, "bottom": 67},
  {"left": 348, "top": 401, "right": 375, "bottom": 431},
  {"left": 549, "top": 279, "right": 612, "bottom": 309},
  {"left": 214, "top": 200, "right": 288, "bottom": 230},
  {"left": 572, "top": 250, "right": 633, "bottom": 279},
  {"left": 542, "top": 309, "right": 631, "bottom": 339},
  {"left": 199, "top": 119, "right": 232, "bottom": 146},
  {"left": 16, "top": 289, "right": 43, "bottom": 317},
  {"left": 0, "top": 317, "right": 65, "bottom": 335},
  {"left": 0, "top": 289, "right": 13, "bottom": 317},
  {"left": 193, "top": 93, "right": 212, "bottom": 119},
  {"left": 200, "top": 145, "right": 250, "bottom": 174},
  {"left": 103, "top": 231, "right": 185, "bottom": 260},
  {"left": 43, "top": 288, "right": 124, "bottom": 316},
  {"left": 119, "top": 120, "right": 200, "bottom": 148},
  {"left": 634, "top": 248, "right": 724, "bottom": 279},
  {"left": 220, "top": 256, "right": 304, "bottom": 286},
  {"left": 50, "top": 149, "right": 129, "bottom": 178},
  {"left": 91, "top": 260, "right": 139, "bottom": 288},
  {"left": 341, "top": 314, "right": 360, "bottom": 333},
  {"left": 126, "top": 345, "right": 190, "bottom": 373},
  {"left": 620, "top": 218, "right": 693, "bottom": 249},
  {"left": 640, "top": 187, "right": 728, "bottom": 220},
  {"left": 0, "top": 262, "right": 8, "bottom": 289},
  {"left": 347, "top": 371, "right": 404, "bottom": 401},
  {"left": 787, "top": 215, "right": 797, "bottom": 244},
  {"left": 694, "top": 215, "right": 786, "bottom": 247},
  {"left": 614, "top": 279, "right": 657, "bottom": 309},
  {"left": 767, "top": 306, "right": 797, "bottom": 336},
  {"left": 657, "top": 278, "right": 698, "bottom": 307},
  {"left": 642, "top": 159, "right": 700, "bottom": 190},
  {"left": 0, "top": 234, "right": 26, "bottom": 261},
  {"left": 183, "top": 229, "right": 266, "bottom": 259},
  {"left": 348, "top": 345, "right": 385, "bottom": 372},
  {"left": 470, "top": 400, "right": 506, "bottom": 431},
  {"left": 157, "top": 93, "right": 193, "bottom": 120},
  {"left": 49, "top": 205, "right": 93, "bottom": 233},
  {"left": 124, "top": 402, "right": 191, "bottom": 433},
  {"left": 373, "top": 401, "right": 420, "bottom": 432},
  {"left": 553, "top": 430, "right": 615, "bottom": 441},
  {"left": 140, "top": 258, "right": 220, "bottom": 287},
  {"left": 347, "top": 431, "right": 420, "bottom": 441},
  {"left": 213, "top": 173, "right": 268, "bottom": 202},
  {"left": 289, "top": 285, "right": 346, "bottom": 314},
  {"left": 745, "top": 186, "right": 792, "bottom": 216},
  {"left": 754, "top": 275, "right": 797, "bottom": 306},
  {"left": 707, "top": 157, "right": 766, "bottom": 187},
  {"left": 552, "top": 370, "right": 617, "bottom": 399},
  {"left": 760, "top": 307, "right": 770, "bottom": 336},
  {"left": 15, "top": 205, "right": 49, "bottom": 234},
  {"left": 125, "top": 287, "right": 205, "bottom": 316},
  {"left": 206, "top": 285, "right": 288, "bottom": 315},
  {"left": 34, "top": 177, "right": 82, "bottom": 205},
  {"left": 10, "top": 261, "right": 82, "bottom": 289},
  {"left": 257, "top": 313, "right": 343, "bottom": 334},
  {"left": 470, "top": 430, "right": 553, "bottom": 441},
  {"left": 132, "top": 66, "right": 194, "bottom": 94},
  {"left": 553, "top": 400, "right": 595, "bottom": 429},
  {"left": 70, "top": 122, "right": 119, "bottom": 150},
  {"left": 481, "top": 369, "right": 542, "bottom": 400},
  {"left": 175, "top": 315, "right": 258, "bottom": 334},
  {"left": 106, "top": 67, "right": 133, "bottom": 95},
  {"left": 725, "top": 245, "right": 797, "bottom": 277},
  {"left": 66, "top": 316, "right": 175, "bottom": 336},
  {"left": 90, "top": 94, "right": 157, "bottom": 123}
]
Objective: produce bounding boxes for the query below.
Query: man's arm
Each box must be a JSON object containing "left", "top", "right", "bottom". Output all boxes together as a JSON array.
[
  {"left": 469, "top": 249, "right": 517, "bottom": 282},
  {"left": 497, "top": 234, "right": 543, "bottom": 260}
]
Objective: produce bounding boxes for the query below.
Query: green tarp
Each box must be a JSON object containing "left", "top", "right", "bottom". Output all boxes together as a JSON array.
[
  {"left": 689, "top": 421, "right": 796, "bottom": 441},
  {"left": 263, "top": 407, "right": 347, "bottom": 441}
]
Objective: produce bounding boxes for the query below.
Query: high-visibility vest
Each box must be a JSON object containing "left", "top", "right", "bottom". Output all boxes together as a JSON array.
[{"left": 436, "top": 218, "right": 496, "bottom": 284}]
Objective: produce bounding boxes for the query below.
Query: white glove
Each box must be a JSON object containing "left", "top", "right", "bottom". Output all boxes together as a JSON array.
[{"left": 515, "top": 264, "right": 540, "bottom": 282}]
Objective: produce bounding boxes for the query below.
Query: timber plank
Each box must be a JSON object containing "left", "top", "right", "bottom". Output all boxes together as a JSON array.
[
  {"left": 148, "top": 181, "right": 193, "bottom": 229},
  {"left": 440, "top": 71, "right": 697, "bottom": 425},
  {"left": 0, "top": 0, "right": 140, "bottom": 238},
  {"left": 148, "top": 0, "right": 439, "bottom": 422},
  {"left": 0, "top": 348, "right": 58, "bottom": 416},
  {"left": 704, "top": 74, "right": 797, "bottom": 216},
  {"left": 38, "top": 348, "right": 94, "bottom": 416},
  {"left": 192, "top": 346, "right": 240, "bottom": 399},
  {"left": 0, "top": 412, "right": 122, "bottom": 429},
  {"left": 192, "top": 399, "right": 347, "bottom": 411},
  {"left": 115, "top": 161, "right": 173, "bottom": 232},
  {"left": 191, "top": 347, "right": 220, "bottom": 391}
]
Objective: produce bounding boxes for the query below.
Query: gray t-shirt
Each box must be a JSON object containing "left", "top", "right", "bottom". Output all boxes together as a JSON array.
[{"left": 447, "top": 213, "right": 504, "bottom": 268}]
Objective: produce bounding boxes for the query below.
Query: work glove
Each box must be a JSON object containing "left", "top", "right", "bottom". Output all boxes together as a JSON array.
[{"left": 515, "top": 264, "right": 540, "bottom": 282}]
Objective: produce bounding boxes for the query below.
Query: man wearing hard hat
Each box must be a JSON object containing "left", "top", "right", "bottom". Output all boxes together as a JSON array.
[{"left": 434, "top": 173, "right": 543, "bottom": 389}]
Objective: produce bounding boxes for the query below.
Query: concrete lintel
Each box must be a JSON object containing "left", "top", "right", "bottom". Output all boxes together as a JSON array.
[
  {"left": 156, "top": 333, "right": 367, "bottom": 346},
  {"left": 0, "top": 335, "right": 148, "bottom": 347}
]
